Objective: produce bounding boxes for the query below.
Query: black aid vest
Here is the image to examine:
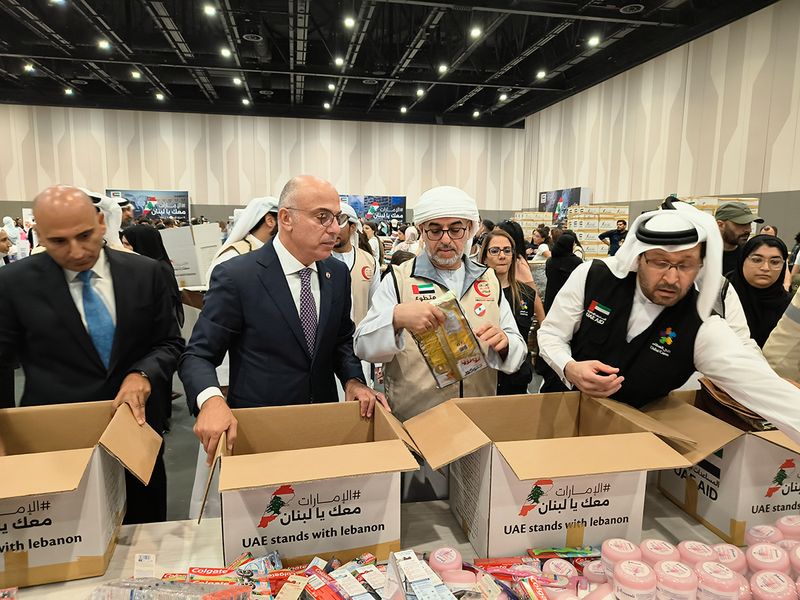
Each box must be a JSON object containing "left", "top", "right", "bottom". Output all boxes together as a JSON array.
[{"left": 570, "top": 260, "right": 702, "bottom": 407}]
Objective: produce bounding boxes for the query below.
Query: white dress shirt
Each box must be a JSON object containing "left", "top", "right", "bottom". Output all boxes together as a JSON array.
[
  {"left": 537, "top": 261, "right": 800, "bottom": 444},
  {"left": 64, "top": 250, "right": 117, "bottom": 328},
  {"left": 196, "top": 233, "right": 321, "bottom": 410}
]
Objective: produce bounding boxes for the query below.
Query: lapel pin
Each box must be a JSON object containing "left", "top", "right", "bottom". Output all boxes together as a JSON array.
[{"left": 325, "top": 272, "right": 331, "bottom": 279}]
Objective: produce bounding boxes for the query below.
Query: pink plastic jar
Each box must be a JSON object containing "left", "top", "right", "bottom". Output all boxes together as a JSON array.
[
  {"left": 776, "top": 540, "right": 800, "bottom": 553},
  {"left": 613, "top": 560, "right": 657, "bottom": 600},
  {"left": 678, "top": 542, "right": 717, "bottom": 567},
  {"left": 641, "top": 540, "right": 682, "bottom": 567},
  {"left": 544, "top": 558, "right": 579, "bottom": 578},
  {"left": 603, "top": 539, "right": 643, "bottom": 580},
  {"left": 714, "top": 545, "right": 748, "bottom": 575},
  {"left": 428, "top": 547, "right": 462, "bottom": 575},
  {"left": 695, "top": 562, "right": 740, "bottom": 600},
  {"left": 584, "top": 584, "right": 614, "bottom": 600},
  {"left": 789, "top": 545, "right": 800, "bottom": 575},
  {"left": 749, "top": 571, "right": 797, "bottom": 600},
  {"left": 584, "top": 561, "right": 608, "bottom": 585},
  {"left": 440, "top": 570, "right": 476, "bottom": 585},
  {"left": 544, "top": 585, "right": 578, "bottom": 600},
  {"left": 737, "top": 573, "right": 752, "bottom": 600},
  {"left": 747, "top": 545, "right": 790, "bottom": 575},
  {"left": 653, "top": 560, "right": 698, "bottom": 600},
  {"left": 776, "top": 517, "right": 800, "bottom": 541},
  {"left": 746, "top": 526, "right": 785, "bottom": 546}
]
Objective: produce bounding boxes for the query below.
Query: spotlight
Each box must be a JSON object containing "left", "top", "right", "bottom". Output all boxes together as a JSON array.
[
  {"left": 155, "top": 92, "right": 165, "bottom": 101},
  {"left": 97, "top": 39, "right": 110, "bottom": 50},
  {"left": 23, "top": 64, "right": 34, "bottom": 73},
  {"left": 131, "top": 70, "right": 141, "bottom": 79},
  {"left": 203, "top": 5, "right": 216, "bottom": 16},
  {"left": 470, "top": 27, "right": 482, "bottom": 39},
  {"left": 233, "top": 77, "right": 242, "bottom": 85},
  {"left": 64, "top": 87, "right": 74, "bottom": 95},
  {"left": 242, "top": 98, "right": 250, "bottom": 106},
  {"left": 324, "top": 102, "right": 331, "bottom": 109},
  {"left": 334, "top": 56, "right": 344, "bottom": 67},
  {"left": 328, "top": 83, "right": 335, "bottom": 91},
  {"left": 438, "top": 64, "right": 448, "bottom": 74},
  {"left": 588, "top": 35, "right": 600, "bottom": 48},
  {"left": 344, "top": 16, "right": 355, "bottom": 28},
  {"left": 472, "top": 109, "right": 480, "bottom": 118},
  {"left": 499, "top": 93, "right": 508, "bottom": 102},
  {"left": 221, "top": 47, "right": 232, "bottom": 58},
  {"left": 400, "top": 106, "right": 407, "bottom": 114},
  {"left": 416, "top": 88, "right": 424, "bottom": 97},
  {"left": 536, "top": 70, "right": 547, "bottom": 80}
]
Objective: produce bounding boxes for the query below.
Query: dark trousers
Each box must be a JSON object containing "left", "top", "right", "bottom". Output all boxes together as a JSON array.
[
  {"left": 0, "top": 367, "right": 14, "bottom": 408},
  {"left": 123, "top": 447, "right": 167, "bottom": 524}
]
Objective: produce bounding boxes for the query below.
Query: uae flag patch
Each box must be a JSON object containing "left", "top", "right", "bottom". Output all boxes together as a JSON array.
[
  {"left": 474, "top": 302, "right": 486, "bottom": 316},
  {"left": 412, "top": 283, "right": 435, "bottom": 294}
]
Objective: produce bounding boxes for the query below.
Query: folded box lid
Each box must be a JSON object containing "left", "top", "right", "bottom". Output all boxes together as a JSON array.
[{"left": 753, "top": 430, "right": 800, "bottom": 454}]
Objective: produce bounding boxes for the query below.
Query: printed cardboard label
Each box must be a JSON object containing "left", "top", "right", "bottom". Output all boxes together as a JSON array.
[{"left": 221, "top": 472, "right": 400, "bottom": 564}]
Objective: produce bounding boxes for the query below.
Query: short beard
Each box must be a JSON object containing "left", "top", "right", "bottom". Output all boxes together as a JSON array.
[{"left": 425, "top": 244, "right": 462, "bottom": 268}]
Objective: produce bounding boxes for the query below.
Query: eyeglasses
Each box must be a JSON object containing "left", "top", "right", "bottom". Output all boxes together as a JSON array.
[
  {"left": 286, "top": 207, "right": 349, "bottom": 227},
  {"left": 487, "top": 247, "right": 513, "bottom": 256},
  {"left": 642, "top": 255, "right": 702, "bottom": 274},
  {"left": 424, "top": 226, "right": 467, "bottom": 240},
  {"left": 746, "top": 255, "right": 785, "bottom": 269}
]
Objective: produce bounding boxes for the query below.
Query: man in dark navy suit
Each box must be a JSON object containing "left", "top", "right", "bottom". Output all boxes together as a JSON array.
[{"left": 179, "top": 175, "right": 388, "bottom": 464}]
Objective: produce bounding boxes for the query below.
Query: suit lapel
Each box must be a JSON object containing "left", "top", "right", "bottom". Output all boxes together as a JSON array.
[
  {"left": 106, "top": 248, "right": 130, "bottom": 372},
  {"left": 315, "top": 261, "right": 333, "bottom": 360},
  {"left": 256, "top": 242, "right": 312, "bottom": 359}
]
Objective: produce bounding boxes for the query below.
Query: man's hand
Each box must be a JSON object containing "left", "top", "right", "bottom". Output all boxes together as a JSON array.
[
  {"left": 345, "top": 379, "right": 391, "bottom": 419},
  {"left": 112, "top": 372, "right": 152, "bottom": 426},
  {"left": 474, "top": 323, "right": 509, "bottom": 358},
  {"left": 564, "top": 360, "right": 624, "bottom": 397},
  {"left": 392, "top": 301, "right": 446, "bottom": 335},
  {"left": 194, "top": 396, "right": 238, "bottom": 466}
]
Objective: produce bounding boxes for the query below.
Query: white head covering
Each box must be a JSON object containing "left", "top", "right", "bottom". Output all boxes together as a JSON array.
[
  {"left": 77, "top": 187, "right": 125, "bottom": 250},
  {"left": 219, "top": 196, "right": 278, "bottom": 255},
  {"left": 413, "top": 186, "right": 480, "bottom": 258},
  {"left": 607, "top": 198, "right": 723, "bottom": 320},
  {"left": 404, "top": 225, "right": 419, "bottom": 243},
  {"left": 2, "top": 217, "right": 19, "bottom": 244}
]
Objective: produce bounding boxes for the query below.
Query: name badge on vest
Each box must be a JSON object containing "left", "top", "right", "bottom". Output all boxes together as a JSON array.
[
  {"left": 411, "top": 283, "right": 437, "bottom": 301},
  {"left": 585, "top": 299, "right": 611, "bottom": 324},
  {"left": 649, "top": 327, "right": 677, "bottom": 357}
]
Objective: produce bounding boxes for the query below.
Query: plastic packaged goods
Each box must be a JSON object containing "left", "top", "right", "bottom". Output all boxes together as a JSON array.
[
  {"left": 542, "top": 559, "right": 578, "bottom": 578},
  {"left": 529, "top": 548, "right": 601, "bottom": 561},
  {"left": 429, "top": 548, "right": 463, "bottom": 575},
  {"left": 612, "top": 560, "right": 657, "bottom": 600},
  {"left": 641, "top": 541, "right": 682, "bottom": 567},
  {"left": 653, "top": 560, "right": 698, "bottom": 600},
  {"left": 749, "top": 571, "right": 798, "bottom": 600},
  {"left": 695, "top": 562, "right": 739, "bottom": 600},
  {"left": 775, "top": 517, "right": 800, "bottom": 541},
  {"left": 601, "top": 539, "right": 642, "bottom": 581},
  {"left": 475, "top": 557, "right": 541, "bottom": 570},
  {"left": 89, "top": 578, "right": 252, "bottom": 599},
  {"left": 746, "top": 545, "right": 791, "bottom": 575},
  {"left": 736, "top": 574, "right": 752, "bottom": 600},
  {"left": 583, "top": 562, "right": 607, "bottom": 585},
  {"left": 713, "top": 545, "right": 748, "bottom": 575},
  {"left": 677, "top": 542, "right": 716, "bottom": 567},
  {"left": 746, "top": 527, "right": 785, "bottom": 547}
]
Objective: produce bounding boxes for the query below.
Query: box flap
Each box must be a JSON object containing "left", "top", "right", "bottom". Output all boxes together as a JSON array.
[
  {"left": 218, "top": 440, "right": 418, "bottom": 491},
  {"left": 753, "top": 430, "right": 800, "bottom": 454},
  {"left": 403, "top": 401, "right": 491, "bottom": 471},
  {"left": 0, "top": 448, "right": 94, "bottom": 500},
  {"left": 374, "top": 405, "right": 420, "bottom": 455},
  {"left": 99, "top": 404, "right": 163, "bottom": 485},
  {"left": 494, "top": 432, "right": 690, "bottom": 480},
  {"left": 197, "top": 431, "right": 229, "bottom": 522}
]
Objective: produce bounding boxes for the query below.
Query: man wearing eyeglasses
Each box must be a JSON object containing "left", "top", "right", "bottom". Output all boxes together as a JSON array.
[
  {"left": 180, "top": 175, "right": 388, "bottom": 465},
  {"left": 537, "top": 198, "right": 800, "bottom": 443}
]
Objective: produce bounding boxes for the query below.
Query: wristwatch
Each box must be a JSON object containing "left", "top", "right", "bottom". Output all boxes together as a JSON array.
[{"left": 135, "top": 370, "right": 150, "bottom": 381}]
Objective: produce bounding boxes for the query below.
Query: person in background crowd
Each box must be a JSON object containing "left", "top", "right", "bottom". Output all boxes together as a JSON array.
[
  {"left": 119, "top": 199, "right": 135, "bottom": 229},
  {"left": 79, "top": 188, "right": 128, "bottom": 252},
  {"left": 481, "top": 230, "right": 544, "bottom": 395},
  {"left": 394, "top": 225, "right": 419, "bottom": 255},
  {"left": 531, "top": 226, "right": 552, "bottom": 260},
  {"left": 715, "top": 202, "right": 762, "bottom": 276},
  {"left": 13, "top": 218, "right": 22, "bottom": 229},
  {"left": 763, "top": 287, "right": 800, "bottom": 379},
  {"left": 598, "top": 219, "right": 628, "bottom": 256},
  {"left": 727, "top": 235, "right": 791, "bottom": 348},
  {"left": 0, "top": 185, "right": 184, "bottom": 522},
  {"left": 364, "top": 220, "right": 382, "bottom": 262},
  {"left": 760, "top": 225, "right": 778, "bottom": 236},
  {"left": 387, "top": 250, "right": 415, "bottom": 269},
  {"left": 0, "top": 229, "right": 10, "bottom": 267},
  {"left": 163, "top": 218, "right": 177, "bottom": 229},
  {"left": 544, "top": 232, "right": 583, "bottom": 313},
  {"left": 537, "top": 198, "right": 800, "bottom": 445},
  {"left": 497, "top": 220, "right": 535, "bottom": 285},
  {"left": 2, "top": 217, "right": 20, "bottom": 261},
  {"left": 392, "top": 225, "right": 408, "bottom": 249},
  {"left": 561, "top": 228, "right": 585, "bottom": 260}
]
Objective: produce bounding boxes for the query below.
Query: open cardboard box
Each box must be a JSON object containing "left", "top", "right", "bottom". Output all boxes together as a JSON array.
[
  {"left": 0, "top": 401, "right": 161, "bottom": 588},
  {"left": 402, "top": 392, "right": 692, "bottom": 557},
  {"left": 650, "top": 386, "right": 800, "bottom": 545},
  {"left": 201, "top": 402, "right": 419, "bottom": 566}
]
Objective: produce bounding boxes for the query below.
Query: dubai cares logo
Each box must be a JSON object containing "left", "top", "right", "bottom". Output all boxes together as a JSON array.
[
  {"left": 257, "top": 485, "right": 295, "bottom": 528},
  {"left": 519, "top": 479, "right": 553, "bottom": 516},
  {"left": 765, "top": 460, "right": 796, "bottom": 497},
  {"left": 659, "top": 328, "right": 677, "bottom": 346}
]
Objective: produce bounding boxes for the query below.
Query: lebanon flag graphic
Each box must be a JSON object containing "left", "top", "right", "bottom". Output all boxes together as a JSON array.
[
  {"left": 142, "top": 196, "right": 158, "bottom": 215},
  {"left": 474, "top": 303, "right": 486, "bottom": 317},
  {"left": 588, "top": 300, "right": 611, "bottom": 316},
  {"left": 519, "top": 479, "right": 553, "bottom": 516},
  {"left": 257, "top": 484, "right": 295, "bottom": 528},
  {"left": 412, "top": 283, "right": 435, "bottom": 294},
  {"left": 367, "top": 202, "right": 379, "bottom": 217},
  {"left": 766, "top": 459, "right": 796, "bottom": 497}
]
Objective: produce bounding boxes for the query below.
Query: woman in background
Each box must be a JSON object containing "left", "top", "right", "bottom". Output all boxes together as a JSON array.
[
  {"left": 544, "top": 232, "right": 583, "bottom": 312},
  {"left": 497, "top": 220, "right": 535, "bottom": 285}
]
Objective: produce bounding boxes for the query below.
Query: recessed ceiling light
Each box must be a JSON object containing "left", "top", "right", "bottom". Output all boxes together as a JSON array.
[
  {"left": 97, "top": 39, "right": 110, "bottom": 50},
  {"left": 259, "top": 90, "right": 274, "bottom": 96},
  {"left": 48, "top": 0, "right": 66, "bottom": 4},
  {"left": 416, "top": 88, "right": 424, "bottom": 97},
  {"left": 233, "top": 77, "right": 242, "bottom": 85},
  {"left": 344, "top": 16, "right": 355, "bottom": 28},
  {"left": 221, "top": 47, "right": 232, "bottom": 58},
  {"left": 470, "top": 27, "right": 482, "bottom": 39},
  {"left": 472, "top": 109, "right": 480, "bottom": 118},
  {"left": 324, "top": 102, "right": 331, "bottom": 109},
  {"left": 328, "top": 83, "right": 335, "bottom": 91},
  {"left": 438, "top": 64, "right": 448, "bottom": 74},
  {"left": 588, "top": 35, "right": 600, "bottom": 48},
  {"left": 536, "top": 70, "right": 547, "bottom": 80},
  {"left": 23, "top": 63, "right": 34, "bottom": 73},
  {"left": 155, "top": 92, "right": 165, "bottom": 101},
  {"left": 362, "top": 78, "right": 378, "bottom": 85},
  {"left": 499, "top": 93, "right": 508, "bottom": 102},
  {"left": 64, "top": 87, "right": 74, "bottom": 95},
  {"left": 400, "top": 106, "right": 407, "bottom": 114},
  {"left": 242, "top": 98, "right": 250, "bottom": 106},
  {"left": 243, "top": 33, "right": 263, "bottom": 42},
  {"left": 203, "top": 4, "right": 216, "bottom": 16},
  {"left": 131, "top": 70, "right": 141, "bottom": 79},
  {"left": 334, "top": 56, "right": 344, "bottom": 67}
]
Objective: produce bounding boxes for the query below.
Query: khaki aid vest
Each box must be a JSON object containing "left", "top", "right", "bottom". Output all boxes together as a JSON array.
[
  {"left": 350, "top": 248, "right": 376, "bottom": 326},
  {"left": 229, "top": 238, "right": 255, "bottom": 255},
  {"left": 384, "top": 259, "right": 501, "bottom": 421}
]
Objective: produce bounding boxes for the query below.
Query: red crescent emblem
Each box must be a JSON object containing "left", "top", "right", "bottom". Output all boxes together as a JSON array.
[
  {"left": 473, "top": 279, "right": 491, "bottom": 298},
  {"left": 361, "top": 266, "right": 374, "bottom": 280}
]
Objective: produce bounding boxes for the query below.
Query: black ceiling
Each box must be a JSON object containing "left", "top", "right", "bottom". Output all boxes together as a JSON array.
[{"left": 0, "top": 0, "right": 778, "bottom": 128}]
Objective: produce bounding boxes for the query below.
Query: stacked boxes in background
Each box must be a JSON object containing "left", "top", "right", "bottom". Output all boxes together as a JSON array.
[
  {"left": 566, "top": 205, "right": 629, "bottom": 260},
  {"left": 513, "top": 212, "right": 554, "bottom": 239}
]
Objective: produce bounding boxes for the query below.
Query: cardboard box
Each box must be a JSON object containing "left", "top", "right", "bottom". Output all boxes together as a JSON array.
[
  {"left": 402, "top": 393, "right": 691, "bottom": 557},
  {"left": 652, "top": 391, "right": 800, "bottom": 545},
  {"left": 0, "top": 401, "right": 161, "bottom": 588},
  {"left": 202, "top": 402, "right": 419, "bottom": 566}
]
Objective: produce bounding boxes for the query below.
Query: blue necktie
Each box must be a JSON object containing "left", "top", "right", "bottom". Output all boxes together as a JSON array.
[
  {"left": 298, "top": 268, "right": 317, "bottom": 355},
  {"left": 77, "top": 270, "right": 115, "bottom": 368}
]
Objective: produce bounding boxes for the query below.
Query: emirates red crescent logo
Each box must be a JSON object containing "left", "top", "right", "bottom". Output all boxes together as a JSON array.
[
  {"left": 473, "top": 279, "right": 491, "bottom": 298},
  {"left": 361, "top": 266, "right": 374, "bottom": 280}
]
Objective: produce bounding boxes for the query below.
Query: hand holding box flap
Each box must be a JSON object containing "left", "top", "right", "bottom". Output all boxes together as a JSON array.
[
  {"left": 0, "top": 447, "right": 94, "bottom": 500},
  {"left": 403, "top": 401, "right": 491, "bottom": 471},
  {"left": 217, "top": 440, "right": 418, "bottom": 492},
  {"left": 493, "top": 432, "right": 690, "bottom": 481},
  {"left": 99, "top": 403, "right": 162, "bottom": 486}
]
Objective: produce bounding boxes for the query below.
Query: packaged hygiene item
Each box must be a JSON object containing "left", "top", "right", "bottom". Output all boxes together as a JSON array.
[
  {"left": 677, "top": 542, "right": 716, "bottom": 568},
  {"left": 749, "top": 571, "right": 797, "bottom": 600},
  {"left": 640, "top": 541, "right": 681, "bottom": 567},
  {"left": 747, "top": 545, "right": 790, "bottom": 575},
  {"left": 713, "top": 545, "right": 748, "bottom": 575},
  {"left": 652, "top": 560, "right": 698, "bottom": 600},
  {"left": 613, "top": 560, "right": 657, "bottom": 600},
  {"left": 746, "top": 527, "right": 785, "bottom": 547},
  {"left": 695, "top": 562, "right": 739, "bottom": 600}
]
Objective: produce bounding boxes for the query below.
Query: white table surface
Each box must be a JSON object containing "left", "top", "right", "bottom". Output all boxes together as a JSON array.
[{"left": 19, "top": 490, "right": 723, "bottom": 599}]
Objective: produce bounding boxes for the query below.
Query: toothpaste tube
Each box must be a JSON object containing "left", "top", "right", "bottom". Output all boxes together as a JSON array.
[
  {"left": 303, "top": 566, "right": 347, "bottom": 600},
  {"left": 354, "top": 564, "right": 386, "bottom": 596},
  {"left": 330, "top": 568, "right": 375, "bottom": 600},
  {"left": 337, "top": 553, "right": 377, "bottom": 574},
  {"left": 528, "top": 547, "right": 601, "bottom": 561},
  {"left": 161, "top": 572, "right": 188, "bottom": 582},
  {"left": 227, "top": 551, "right": 255, "bottom": 570},
  {"left": 275, "top": 575, "right": 310, "bottom": 600},
  {"left": 475, "top": 557, "right": 541, "bottom": 570}
]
